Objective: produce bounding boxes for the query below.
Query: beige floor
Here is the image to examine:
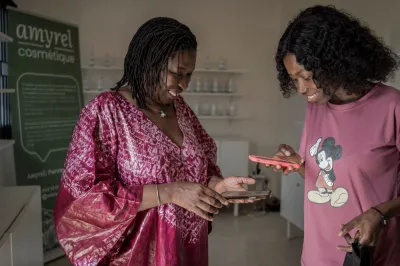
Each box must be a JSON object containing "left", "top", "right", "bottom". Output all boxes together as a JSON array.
[{"left": 46, "top": 207, "right": 303, "bottom": 266}]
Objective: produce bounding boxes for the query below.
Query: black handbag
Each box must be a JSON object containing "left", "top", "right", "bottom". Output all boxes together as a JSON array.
[{"left": 343, "top": 238, "right": 374, "bottom": 266}]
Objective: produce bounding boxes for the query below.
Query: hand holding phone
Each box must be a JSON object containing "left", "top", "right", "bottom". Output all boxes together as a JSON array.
[
  {"left": 249, "top": 144, "right": 304, "bottom": 175},
  {"left": 249, "top": 155, "right": 301, "bottom": 169}
]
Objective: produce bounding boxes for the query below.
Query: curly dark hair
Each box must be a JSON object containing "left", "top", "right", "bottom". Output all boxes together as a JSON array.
[
  {"left": 112, "top": 17, "right": 197, "bottom": 108},
  {"left": 275, "top": 5, "right": 400, "bottom": 98}
]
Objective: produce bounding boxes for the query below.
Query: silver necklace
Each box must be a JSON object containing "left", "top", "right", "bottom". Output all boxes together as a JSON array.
[{"left": 147, "top": 105, "right": 166, "bottom": 118}]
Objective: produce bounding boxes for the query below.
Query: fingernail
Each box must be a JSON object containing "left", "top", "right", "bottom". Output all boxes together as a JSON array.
[{"left": 338, "top": 231, "right": 343, "bottom": 236}]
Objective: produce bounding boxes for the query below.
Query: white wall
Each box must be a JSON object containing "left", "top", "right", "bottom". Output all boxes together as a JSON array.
[{"left": 12, "top": 0, "right": 400, "bottom": 197}]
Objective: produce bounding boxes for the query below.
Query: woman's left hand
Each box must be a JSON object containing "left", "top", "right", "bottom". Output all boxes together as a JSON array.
[
  {"left": 337, "top": 208, "right": 384, "bottom": 252},
  {"left": 214, "top": 176, "right": 259, "bottom": 203}
]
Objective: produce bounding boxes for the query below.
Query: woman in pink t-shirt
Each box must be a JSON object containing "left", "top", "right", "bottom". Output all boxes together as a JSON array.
[{"left": 270, "top": 5, "right": 400, "bottom": 266}]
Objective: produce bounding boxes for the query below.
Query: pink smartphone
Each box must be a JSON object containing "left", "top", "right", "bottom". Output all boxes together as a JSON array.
[{"left": 249, "top": 155, "right": 301, "bottom": 169}]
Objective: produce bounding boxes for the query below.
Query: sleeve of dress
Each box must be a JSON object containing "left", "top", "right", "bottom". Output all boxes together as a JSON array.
[{"left": 53, "top": 100, "right": 143, "bottom": 265}]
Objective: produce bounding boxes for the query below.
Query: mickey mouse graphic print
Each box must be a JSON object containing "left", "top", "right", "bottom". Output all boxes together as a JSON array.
[{"left": 307, "top": 137, "right": 349, "bottom": 208}]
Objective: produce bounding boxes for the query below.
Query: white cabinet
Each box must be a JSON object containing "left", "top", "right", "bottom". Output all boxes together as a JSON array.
[
  {"left": 281, "top": 172, "right": 304, "bottom": 234},
  {"left": 214, "top": 138, "right": 249, "bottom": 178},
  {"left": 217, "top": 139, "right": 249, "bottom": 177},
  {"left": 214, "top": 138, "right": 249, "bottom": 216},
  {"left": 0, "top": 186, "right": 43, "bottom": 266}
]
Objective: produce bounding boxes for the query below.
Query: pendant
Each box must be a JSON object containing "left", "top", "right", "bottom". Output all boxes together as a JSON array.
[{"left": 160, "top": 110, "right": 166, "bottom": 118}]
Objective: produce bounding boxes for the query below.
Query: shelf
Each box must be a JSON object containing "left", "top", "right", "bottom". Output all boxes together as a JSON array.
[
  {"left": 0, "top": 32, "right": 13, "bottom": 42},
  {"left": 81, "top": 66, "right": 246, "bottom": 74},
  {"left": 183, "top": 92, "right": 242, "bottom": 97},
  {"left": 83, "top": 91, "right": 243, "bottom": 97},
  {"left": 0, "top": 89, "right": 15, "bottom": 93},
  {"left": 83, "top": 90, "right": 103, "bottom": 94},
  {"left": 195, "top": 69, "right": 245, "bottom": 74},
  {"left": 82, "top": 66, "right": 123, "bottom": 71},
  {"left": 197, "top": 116, "right": 243, "bottom": 120}
]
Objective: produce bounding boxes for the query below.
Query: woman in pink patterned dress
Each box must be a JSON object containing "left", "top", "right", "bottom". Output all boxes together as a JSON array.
[{"left": 54, "top": 17, "right": 255, "bottom": 266}]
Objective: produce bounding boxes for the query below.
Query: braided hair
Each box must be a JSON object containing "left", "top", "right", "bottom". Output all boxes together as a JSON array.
[{"left": 113, "top": 17, "right": 197, "bottom": 108}]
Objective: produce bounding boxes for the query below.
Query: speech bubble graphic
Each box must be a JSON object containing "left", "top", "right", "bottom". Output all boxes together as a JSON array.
[{"left": 16, "top": 73, "right": 82, "bottom": 162}]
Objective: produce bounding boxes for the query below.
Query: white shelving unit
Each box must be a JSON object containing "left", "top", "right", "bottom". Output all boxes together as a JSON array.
[
  {"left": 82, "top": 91, "right": 243, "bottom": 97},
  {"left": 83, "top": 90, "right": 102, "bottom": 95},
  {"left": 81, "top": 65, "right": 246, "bottom": 74},
  {"left": 81, "top": 64, "right": 247, "bottom": 122},
  {"left": 183, "top": 92, "right": 242, "bottom": 97},
  {"left": 196, "top": 68, "right": 245, "bottom": 74},
  {"left": 82, "top": 66, "right": 122, "bottom": 71},
  {"left": 197, "top": 115, "right": 243, "bottom": 120}
]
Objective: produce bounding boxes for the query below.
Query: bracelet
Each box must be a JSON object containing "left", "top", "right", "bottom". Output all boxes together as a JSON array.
[
  {"left": 371, "top": 206, "right": 387, "bottom": 226},
  {"left": 156, "top": 184, "right": 161, "bottom": 206}
]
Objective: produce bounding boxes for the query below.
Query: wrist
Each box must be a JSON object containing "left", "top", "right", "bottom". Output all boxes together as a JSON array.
[
  {"left": 158, "top": 183, "right": 174, "bottom": 205},
  {"left": 211, "top": 177, "right": 224, "bottom": 193},
  {"left": 370, "top": 205, "right": 388, "bottom": 227},
  {"left": 374, "top": 201, "right": 394, "bottom": 220},
  {"left": 208, "top": 176, "right": 223, "bottom": 191}
]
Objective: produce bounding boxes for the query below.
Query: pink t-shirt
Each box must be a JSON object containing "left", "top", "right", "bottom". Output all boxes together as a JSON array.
[{"left": 299, "top": 83, "right": 400, "bottom": 266}]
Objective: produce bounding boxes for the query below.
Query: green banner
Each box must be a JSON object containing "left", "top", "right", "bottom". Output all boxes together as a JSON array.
[{"left": 8, "top": 10, "right": 83, "bottom": 253}]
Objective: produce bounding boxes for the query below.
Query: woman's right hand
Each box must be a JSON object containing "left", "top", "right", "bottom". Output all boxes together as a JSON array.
[
  {"left": 168, "top": 182, "right": 228, "bottom": 221},
  {"left": 265, "top": 144, "right": 304, "bottom": 175}
]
